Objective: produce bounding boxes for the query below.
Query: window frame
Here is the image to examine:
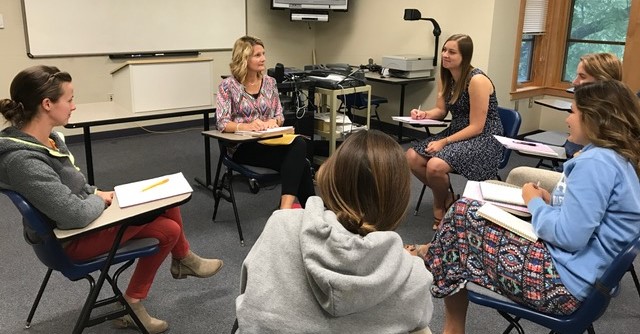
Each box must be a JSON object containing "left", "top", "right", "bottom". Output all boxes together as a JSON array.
[{"left": 510, "top": 0, "right": 640, "bottom": 100}]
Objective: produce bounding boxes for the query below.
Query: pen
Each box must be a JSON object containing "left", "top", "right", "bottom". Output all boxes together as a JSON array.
[
  {"left": 141, "top": 178, "right": 169, "bottom": 192},
  {"left": 534, "top": 181, "right": 541, "bottom": 189},
  {"left": 514, "top": 140, "right": 537, "bottom": 146},
  {"left": 418, "top": 104, "right": 422, "bottom": 111}
]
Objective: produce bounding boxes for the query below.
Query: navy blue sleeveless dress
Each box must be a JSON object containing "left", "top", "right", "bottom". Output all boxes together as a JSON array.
[{"left": 411, "top": 68, "right": 504, "bottom": 181}]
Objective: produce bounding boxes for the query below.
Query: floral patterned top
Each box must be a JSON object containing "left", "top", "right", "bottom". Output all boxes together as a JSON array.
[{"left": 216, "top": 75, "right": 284, "bottom": 132}]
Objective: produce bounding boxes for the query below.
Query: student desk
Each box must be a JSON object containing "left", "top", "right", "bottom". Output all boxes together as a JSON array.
[
  {"left": 364, "top": 72, "right": 436, "bottom": 142},
  {"left": 65, "top": 102, "right": 214, "bottom": 187},
  {"left": 55, "top": 193, "right": 191, "bottom": 334},
  {"left": 534, "top": 98, "right": 572, "bottom": 112}
]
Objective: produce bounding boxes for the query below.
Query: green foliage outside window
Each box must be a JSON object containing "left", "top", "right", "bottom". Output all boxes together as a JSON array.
[{"left": 562, "top": 0, "right": 629, "bottom": 81}]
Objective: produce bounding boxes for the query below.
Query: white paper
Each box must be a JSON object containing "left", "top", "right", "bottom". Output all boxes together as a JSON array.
[
  {"left": 494, "top": 135, "right": 559, "bottom": 157},
  {"left": 392, "top": 116, "right": 446, "bottom": 125},
  {"left": 114, "top": 172, "right": 193, "bottom": 208}
]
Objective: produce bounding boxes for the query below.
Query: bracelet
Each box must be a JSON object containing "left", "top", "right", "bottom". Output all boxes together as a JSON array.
[
  {"left": 235, "top": 123, "right": 241, "bottom": 132},
  {"left": 445, "top": 137, "right": 450, "bottom": 144}
]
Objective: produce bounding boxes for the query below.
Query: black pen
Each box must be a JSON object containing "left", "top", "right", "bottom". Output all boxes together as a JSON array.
[{"left": 514, "top": 140, "right": 537, "bottom": 146}]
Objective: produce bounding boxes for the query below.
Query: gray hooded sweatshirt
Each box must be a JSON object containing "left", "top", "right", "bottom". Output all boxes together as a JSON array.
[
  {"left": 236, "top": 196, "right": 433, "bottom": 333},
  {"left": 0, "top": 127, "right": 104, "bottom": 229}
]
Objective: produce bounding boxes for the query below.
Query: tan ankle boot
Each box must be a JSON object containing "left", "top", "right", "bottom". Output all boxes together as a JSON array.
[
  {"left": 170, "top": 250, "right": 223, "bottom": 279},
  {"left": 112, "top": 301, "right": 168, "bottom": 334}
]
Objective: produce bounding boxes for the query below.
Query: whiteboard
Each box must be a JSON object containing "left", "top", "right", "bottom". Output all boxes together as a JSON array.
[{"left": 21, "top": 0, "right": 246, "bottom": 57}]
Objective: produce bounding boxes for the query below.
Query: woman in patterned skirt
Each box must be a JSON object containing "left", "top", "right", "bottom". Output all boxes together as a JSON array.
[
  {"left": 421, "top": 80, "right": 640, "bottom": 334},
  {"left": 405, "top": 34, "right": 503, "bottom": 230}
]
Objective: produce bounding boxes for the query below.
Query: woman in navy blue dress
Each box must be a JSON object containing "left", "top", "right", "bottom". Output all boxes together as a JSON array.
[{"left": 405, "top": 34, "right": 503, "bottom": 230}]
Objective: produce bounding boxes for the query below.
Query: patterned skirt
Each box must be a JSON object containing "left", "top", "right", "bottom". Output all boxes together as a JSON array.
[{"left": 424, "top": 198, "right": 581, "bottom": 315}]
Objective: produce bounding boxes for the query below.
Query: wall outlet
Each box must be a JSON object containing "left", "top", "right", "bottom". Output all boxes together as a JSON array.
[{"left": 108, "top": 93, "right": 113, "bottom": 101}]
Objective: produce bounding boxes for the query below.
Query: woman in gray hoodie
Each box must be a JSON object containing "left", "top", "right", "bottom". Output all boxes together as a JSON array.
[{"left": 235, "top": 130, "right": 433, "bottom": 333}]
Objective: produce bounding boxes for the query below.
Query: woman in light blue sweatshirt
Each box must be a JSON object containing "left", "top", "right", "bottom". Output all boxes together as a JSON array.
[{"left": 422, "top": 80, "right": 640, "bottom": 334}]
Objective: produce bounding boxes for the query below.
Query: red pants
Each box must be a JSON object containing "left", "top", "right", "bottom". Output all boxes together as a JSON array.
[{"left": 65, "top": 207, "right": 190, "bottom": 299}]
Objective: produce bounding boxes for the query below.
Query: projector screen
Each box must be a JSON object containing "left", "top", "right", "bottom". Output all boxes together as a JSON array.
[{"left": 21, "top": 0, "right": 247, "bottom": 58}]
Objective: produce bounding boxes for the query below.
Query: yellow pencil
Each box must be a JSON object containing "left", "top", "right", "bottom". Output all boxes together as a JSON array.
[{"left": 141, "top": 178, "right": 169, "bottom": 192}]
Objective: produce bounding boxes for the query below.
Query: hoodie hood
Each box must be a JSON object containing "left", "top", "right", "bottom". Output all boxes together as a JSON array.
[{"left": 299, "top": 196, "right": 419, "bottom": 316}]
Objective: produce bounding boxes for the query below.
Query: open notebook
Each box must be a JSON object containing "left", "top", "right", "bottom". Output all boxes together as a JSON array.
[
  {"left": 234, "top": 126, "right": 294, "bottom": 138},
  {"left": 114, "top": 172, "right": 193, "bottom": 208},
  {"left": 462, "top": 181, "right": 529, "bottom": 217},
  {"left": 479, "top": 181, "right": 526, "bottom": 206},
  {"left": 477, "top": 203, "right": 538, "bottom": 242}
]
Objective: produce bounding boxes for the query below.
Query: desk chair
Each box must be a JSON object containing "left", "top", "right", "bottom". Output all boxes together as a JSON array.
[
  {"left": 466, "top": 232, "right": 640, "bottom": 334},
  {"left": 414, "top": 107, "right": 522, "bottom": 215},
  {"left": 337, "top": 92, "right": 388, "bottom": 122},
  {"left": 212, "top": 141, "right": 281, "bottom": 246},
  {"left": 1, "top": 189, "right": 159, "bottom": 334}
]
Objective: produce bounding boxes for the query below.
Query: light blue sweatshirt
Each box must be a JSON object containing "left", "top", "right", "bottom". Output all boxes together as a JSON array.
[{"left": 528, "top": 144, "right": 640, "bottom": 300}]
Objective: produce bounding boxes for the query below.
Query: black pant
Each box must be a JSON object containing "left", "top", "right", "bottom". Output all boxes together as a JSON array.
[{"left": 232, "top": 136, "right": 315, "bottom": 207}]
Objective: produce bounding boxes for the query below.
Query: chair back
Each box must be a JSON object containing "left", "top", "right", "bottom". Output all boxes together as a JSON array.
[
  {"left": 1, "top": 190, "right": 91, "bottom": 280},
  {"left": 497, "top": 106, "right": 522, "bottom": 169},
  {"left": 566, "top": 233, "right": 640, "bottom": 329}
]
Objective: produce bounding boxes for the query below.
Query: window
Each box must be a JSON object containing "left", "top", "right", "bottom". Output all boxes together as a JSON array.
[
  {"left": 517, "top": 34, "right": 535, "bottom": 83},
  {"left": 511, "top": 0, "right": 640, "bottom": 99},
  {"left": 562, "top": 0, "right": 629, "bottom": 81}
]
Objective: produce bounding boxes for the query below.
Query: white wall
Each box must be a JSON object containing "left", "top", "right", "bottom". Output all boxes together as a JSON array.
[
  {"left": 0, "top": 1, "right": 315, "bottom": 135},
  {"left": 1, "top": 0, "right": 551, "bottom": 135}
]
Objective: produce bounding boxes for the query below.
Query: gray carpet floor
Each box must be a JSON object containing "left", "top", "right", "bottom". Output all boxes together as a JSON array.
[{"left": 1, "top": 127, "right": 638, "bottom": 333}]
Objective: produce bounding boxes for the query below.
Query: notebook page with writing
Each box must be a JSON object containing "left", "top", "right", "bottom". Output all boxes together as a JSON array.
[
  {"left": 114, "top": 172, "right": 193, "bottom": 208},
  {"left": 477, "top": 203, "right": 538, "bottom": 242},
  {"left": 479, "top": 181, "right": 526, "bottom": 206}
]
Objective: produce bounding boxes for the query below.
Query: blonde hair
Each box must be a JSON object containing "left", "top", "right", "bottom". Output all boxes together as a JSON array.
[
  {"left": 229, "top": 36, "right": 265, "bottom": 83},
  {"left": 579, "top": 53, "right": 622, "bottom": 81},
  {"left": 317, "top": 130, "right": 411, "bottom": 236},
  {"left": 574, "top": 80, "right": 640, "bottom": 175},
  {"left": 441, "top": 34, "right": 474, "bottom": 104}
]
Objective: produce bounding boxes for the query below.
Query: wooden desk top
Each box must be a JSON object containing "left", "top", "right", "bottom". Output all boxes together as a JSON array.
[
  {"left": 65, "top": 102, "right": 214, "bottom": 128},
  {"left": 54, "top": 193, "right": 191, "bottom": 240},
  {"left": 365, "top": 72, "right": 435, "bottom": 84}
]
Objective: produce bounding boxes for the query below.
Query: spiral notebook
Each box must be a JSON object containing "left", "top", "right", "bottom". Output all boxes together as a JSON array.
[
  {"left": 479, "top": 181, "right": 526, "bottom": 206},
  {"left": 477, "top": 203, "right": 538, "bottom": 242}
]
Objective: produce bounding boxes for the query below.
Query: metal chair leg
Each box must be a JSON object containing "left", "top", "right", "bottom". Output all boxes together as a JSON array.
[
  {"left": 226, "top": 171, "right": 244, "bottom": 246},
  {"left": 25, "top": 268, "right": 53, "bottom": 328},
  {"left": 414, "top": 184, "right": 427, "bottom": 216},
  {"left": 414, "top": 179, "right": 455, "bottom": 216},
  {"left": 627, "top": 263, "right": 640, "bottom": 300}
]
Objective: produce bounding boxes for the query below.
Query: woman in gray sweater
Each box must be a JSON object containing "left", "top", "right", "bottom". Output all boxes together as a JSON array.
[
  {"left": 235, "top": 130, "right": 433, "bottom": 333},
  {"left": 0, "top": 65, "right": 223, "bottom": 334}
]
